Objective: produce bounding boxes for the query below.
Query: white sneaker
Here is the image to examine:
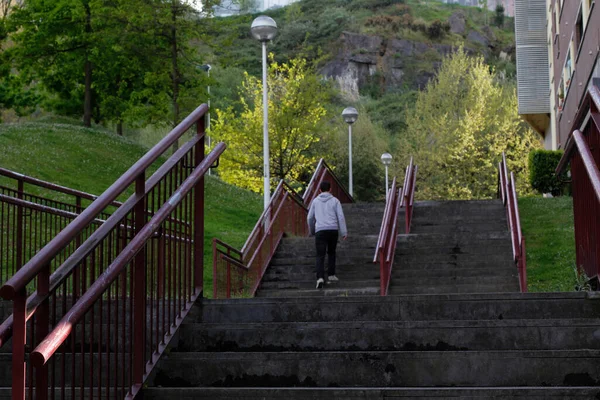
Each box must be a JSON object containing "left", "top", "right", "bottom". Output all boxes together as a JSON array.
[
  {"left": 328, "top": 275, "right": 339, "bottom": 282},
  {"left": 316, "top": 278, "right": 324, "bottom": 289}
]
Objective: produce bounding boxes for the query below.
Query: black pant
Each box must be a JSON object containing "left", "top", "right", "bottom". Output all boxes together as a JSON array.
[{"left": 315, "top": 230, "right": 338, "bottom": 280}]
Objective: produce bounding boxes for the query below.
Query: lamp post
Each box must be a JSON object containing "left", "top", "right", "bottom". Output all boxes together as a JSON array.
[
  {"left": 198, "top": 64, "right": 212, "bottom": 175},
  {"left": 342, "top": 107, "right": 358, "bottom": 197},
  {"left": 251, "top": 15, "right": 278, "bottom": 210},
  {"left": 381, "top": 153, "right": 393, "bottom": 201}
]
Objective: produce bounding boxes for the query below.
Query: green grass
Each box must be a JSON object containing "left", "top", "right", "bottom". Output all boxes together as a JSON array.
[
  {"left": 0, "top": 120, "right": 263, "bottom": 293},
  {"left": 519, "top": 196, "right": 577, "bottom": 292}
]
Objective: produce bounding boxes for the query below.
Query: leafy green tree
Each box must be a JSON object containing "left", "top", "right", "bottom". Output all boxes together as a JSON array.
[
  {"left": 212, "top": 57, "right": 330, "bottom": 192},
  {"left": 494, "top": 4, "right": 505, "bottom": 27},
  {"left": 399, "top": 47, "right": 541, "bottom": 200},
  {"left": 7, "top": 0, "right": 112, "bottom": 126}
]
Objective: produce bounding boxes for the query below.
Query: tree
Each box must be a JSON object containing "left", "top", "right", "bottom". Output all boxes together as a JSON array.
[
  {"left": 478, "top": 0, "right": 489, "bottom": 26},
  {"left": 399, "top": 48, "right": 541, "bottom": 200},
  {"left": 494, "top": 4, "right": 505, "bottom": 27},
  {"left": 212, "top": 57, "right": 330, "bottom": 192},
  {"left": 7, "top": 0, "right": 113, "bottom": 127},
  {"left": 321, "top": 110, "right": 388, "bottom": 202}
]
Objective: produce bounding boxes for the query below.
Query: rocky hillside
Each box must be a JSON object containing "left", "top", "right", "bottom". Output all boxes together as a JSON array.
[{"left": 204, "top": 0, "right": 516, "bottom": 99}]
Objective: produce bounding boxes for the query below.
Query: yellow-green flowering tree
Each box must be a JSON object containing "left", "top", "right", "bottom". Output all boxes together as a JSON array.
[
  {"left": 398, "top": 47, "right": 542, "bottom": 200},
  {"left": 212, "top": 57, "right": 329, "bottom": 192}
]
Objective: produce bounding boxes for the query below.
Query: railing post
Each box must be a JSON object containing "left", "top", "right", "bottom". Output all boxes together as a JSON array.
[
  {"left": 74, "top": 197, "right": 83, "bottom": 298},
  {"left": 157, "top": 231, "right": 165, "bottom": 299},
  {"left": 213, "top": 241, "right": 218, "bottom": 299},
  {"left": 133, "top": 172, "right": 147, "bottom": 389},
  {"left": 16, "top": 180, "right": 24, "bottom": 275},
  {"left": 11, "top": 289, "right": 26, "bottom": 400},
  {"left": 35, "top": 264, "right": 50, "bottom": 400},
  {"left": 194, "top": 120, "right": 206, "bottom": 294}
]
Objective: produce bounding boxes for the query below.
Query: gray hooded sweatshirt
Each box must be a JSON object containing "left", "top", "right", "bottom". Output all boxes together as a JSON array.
[{"left": 307, "top": 193, "right": 347, "bottom": 237}]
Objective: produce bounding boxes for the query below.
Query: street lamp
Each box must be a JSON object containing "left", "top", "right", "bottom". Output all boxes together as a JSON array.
[
  {"left": 198, "top": 64, "right": 212, "bottom": 175},
  {"left": 342, "top": 107, "right": 358, "bottom": 197},
  {"left": 251, "top": 15, "right": 278, "bottom": 210},
  {"left": 380, "top": 153, "right": 393, "bottom": 201}
]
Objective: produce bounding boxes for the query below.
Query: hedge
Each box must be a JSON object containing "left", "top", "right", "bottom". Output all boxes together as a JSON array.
[{"left": 528, "top": 149, "right": 567, "bottom": 196}]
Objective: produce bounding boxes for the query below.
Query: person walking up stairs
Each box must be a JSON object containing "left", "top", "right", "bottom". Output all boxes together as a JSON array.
[{"left": 307, "top": 181, "right": 348, "bottom": 289}]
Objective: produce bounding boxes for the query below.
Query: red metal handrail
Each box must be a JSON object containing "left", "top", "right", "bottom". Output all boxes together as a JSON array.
[
  {"left": 213, "top": 159, "right": 352, "bottom": 299},
  {"left": 31, "top": 143, "right": 226, "bottom": 399},
  {"left": 0, "top": 104, "right": 210, "bottom": 400},
  {"left": 213, "top": 180, "right": 308, "bottom": 298},
  {"left": 555, "top": 84, "right": 600, "bottom": 280},
  {"left": 0, "top": 167, "right": 123, "bottom": 208},
  {"left": 400, "top": 158, "right": 418, "bottom": 234},
  {"left": 373, "top": 158, "right": 417, "bottom": 296},
  {"left": 0, "top": 171, "right": 117, "bottom": 286},
  {"left": 498, "top": 153, "right": 527, "bottom": 292},
  {"left": 303, "top": 158, "right": 353, "bottom": 207}
]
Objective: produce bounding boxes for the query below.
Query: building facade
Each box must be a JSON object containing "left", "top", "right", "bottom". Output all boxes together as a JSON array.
[
  {"left": 515, "top": 0, "right": 599, "bottom": 149},
  {"left": 549, "top": 0, "right": 598, "bottom": 148}
]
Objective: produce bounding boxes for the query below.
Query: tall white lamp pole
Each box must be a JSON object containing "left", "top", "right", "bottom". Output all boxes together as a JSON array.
[
  {"left": 342, "top": 107, "right": 358, "bottom": 197},
  {"left": 381, "top": 153, "right": 393, "bottom": 201},
  {"left": 251, "top": 16, "right": 278, "bottom": 210}
]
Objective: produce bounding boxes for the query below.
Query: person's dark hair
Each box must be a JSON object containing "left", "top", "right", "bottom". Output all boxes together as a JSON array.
[{"left": 320, "top": 181, "right": 331, "bottom": 192}]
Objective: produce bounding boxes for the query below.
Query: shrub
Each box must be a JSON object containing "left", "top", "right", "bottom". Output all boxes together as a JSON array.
[
  {"left": 426, "top": 20, "right": 450, "bottom": 39},
  {"left": 528, "top": 150, "right": 567, "bottom": 196}
]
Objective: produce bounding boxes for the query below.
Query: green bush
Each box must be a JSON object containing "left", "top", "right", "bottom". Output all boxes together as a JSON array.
[{"left": 528, "top": 150, "right": 567, "bottom": 196}]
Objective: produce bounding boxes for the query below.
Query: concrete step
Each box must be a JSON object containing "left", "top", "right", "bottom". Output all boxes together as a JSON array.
[
  {"left": 390, "top": 266, "right": 516, "bottom": 280},
  {"left": 149, "top": 349, "right": 600, "bottom": 388},
  {"left": 270, "top": 257, "right": 373, "bottom": 267},
  {"left": 263, "top": 269, "right": 380, "bottom": 282},
  {"left": 390, "top": 275, "right": 518, "bottom": 288},
  {"left": 411, "top": 216, "right": 508, "bottom": 225},
  {"left": 395, "top": 244, "right": 512, "bottom": 256},
  {"left": 173, "top": 318, "right": 600, "bottom": 352},
  {"left": 143, "top": 387, "right": 600, "bottom": 399},
  {"left": 387, "top": 282, "right": 520, "bottom": 295},
  {"left": 397, "top": 232, "right": 510, "bottom": 245},
  {"left": 411, "top": 224, "right": 507, "bottom": 234},
  {"left": 256, "top": 286, "right": 381, "bottom": 298},
  {"left": 279, "top": 236, "right": 379, "bottom": 250},
  {"left": 265, "top": 263, "right": 379, "bottom": 274},
  {"left": 195, "top": 293, "right": 600, "bottom": 324},
  {"left": 388, "top": 260, "right": 516, "bottom": 271},
  {"left": 399, "top": 253, "right": 513, "bottom": 265},
  {"left": 259, "top": 279, "right": 380, "bottom": 290}
]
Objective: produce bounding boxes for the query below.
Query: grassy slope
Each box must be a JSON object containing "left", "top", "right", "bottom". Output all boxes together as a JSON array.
[
  {"left": 0, "top": 121, "right": 263, "bottom": 290},
  {"left": 519, "top": 196, "right": 577, "bottom": 292}
]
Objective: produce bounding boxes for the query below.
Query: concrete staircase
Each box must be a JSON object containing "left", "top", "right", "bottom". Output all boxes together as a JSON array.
[
  {"left": 255, "top": 203, "right": 384, "bottom": 297},
  {"left": 142, "top": 200, "right": 600, "bottom": 398},
  {"left": 145, "top": 293, "right": 600, "bottom": 398},
  {"left": 390, "top": 200, "right": 520, "bottom": 295}
]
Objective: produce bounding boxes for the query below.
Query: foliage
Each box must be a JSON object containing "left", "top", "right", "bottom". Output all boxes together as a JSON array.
[
  {"left": 399, "top": 47, "right": 541, "bottom": 200},
  {"left": 494, "top": 4, "right": 505, "bottom": 27},
  {"left": 212, "top": 57, "right": 331, "bottom": 193},
  {"left": 320, "top": 110, "right": 388, "bottom": 202},
  {"left": 519, "top": 196, "right": 576, "bottom": 292},
  {"left": 4, "top": 0, "right": 209, "bottom": 132},
  {"left": 528, "top": 150, "right": 566, "bottom": 196},
  {"left": 425, "top": 20, "right": 450, "bottom": 39}
]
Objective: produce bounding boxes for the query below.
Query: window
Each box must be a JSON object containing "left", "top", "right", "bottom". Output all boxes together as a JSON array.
[
  {"left": 575, "top": 8, "right": 584, "bottom": 50},
  {"left": 583, "top": 0, "right": 594, "bottom": 29},
  {"left": 558, "top": 79, "right": 565, "bottom": 110},
  {"left": 554, "top": 7, "right": 560, "bottom": 36}
]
